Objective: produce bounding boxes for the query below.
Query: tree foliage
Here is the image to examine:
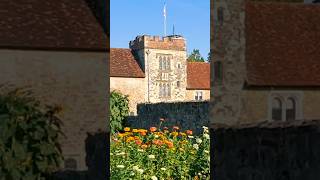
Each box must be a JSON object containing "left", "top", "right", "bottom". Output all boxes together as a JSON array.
[
  {"left": 188, "top": 49, "right": 205, "bottom": 62},
  {"left": 0, "top": 88, "right": 63, "bottom": 180},
  {"left": 110, "top": 91, "right": 129, "bottom": 134}
]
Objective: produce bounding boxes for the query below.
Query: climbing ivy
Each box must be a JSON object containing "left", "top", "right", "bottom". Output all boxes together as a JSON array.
[
  {"left": 110, "top": 91, "right": 129, "bottom": 134},
  {"left": 0, "top": 88, "right": 63, "bottom": 180}
]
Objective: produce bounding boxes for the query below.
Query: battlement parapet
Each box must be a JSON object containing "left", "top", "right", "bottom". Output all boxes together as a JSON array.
[{"left": 129, "top": 35, "right": 186, "bottom": 51}]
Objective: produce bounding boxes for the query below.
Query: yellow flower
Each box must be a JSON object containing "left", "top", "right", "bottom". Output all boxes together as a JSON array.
[
  {"left": 126, "top": 137, "right": 135, "bottom": 142},
  {"left": 124, "top": 127, "right": 130, "bottom": 132},
  {"left": 118, "top": 133, "right": 125, "bottom": 138},
  {"left": 179, "top": 132, "right": 186, "bottom": 136},
  {"left": 171, "top": 132, "right": 178, "bottom": 137},
  {"left": 132, "top": 129, "right": 139, "bottom": 133}
]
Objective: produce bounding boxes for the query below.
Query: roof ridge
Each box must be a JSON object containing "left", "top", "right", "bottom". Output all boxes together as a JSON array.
[{"left": 247, "top": 1, "right": 320, "bottom": 6}]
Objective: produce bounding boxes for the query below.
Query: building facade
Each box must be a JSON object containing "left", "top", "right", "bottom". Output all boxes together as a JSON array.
[
  {"left": 0, "top": 0, "right": 107, "bottom": 171},
  {"left": 211, "top": 0, "right": 320, "bottom": 125},
  {"left": 110, "top": 35, "right": 210, "bottom": 114}
]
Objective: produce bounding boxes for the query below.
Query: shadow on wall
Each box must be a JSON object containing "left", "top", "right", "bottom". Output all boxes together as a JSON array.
[
  {"left": 48, "top": 132, "right": 108, "bottom": 180},
  {"left": 126, "top": 101, "right": 210, "bottom": 135},
  {"left": 211, "top": 120, "right": 320, "bottom": 180}
]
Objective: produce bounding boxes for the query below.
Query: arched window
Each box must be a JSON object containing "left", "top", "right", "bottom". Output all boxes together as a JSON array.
[
  {"left": 163, "top": 57, "right": 167, "bottom": 70},
  {"left": 272, "top": 98, "right": 282, "bottom": 121},
  {"left": 286, "top": 98, "right": 296, "bottom": 121},
  {"left": 167, "top": 83, "right": 171, "bottom": 97},
  {"left": 166, "top": 58, "right": 170, "bottom": 70}
]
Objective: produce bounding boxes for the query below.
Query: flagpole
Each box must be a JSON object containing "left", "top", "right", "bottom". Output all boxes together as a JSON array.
[{"left": 164, "top": 2, "right": 166, "bottom": 36}]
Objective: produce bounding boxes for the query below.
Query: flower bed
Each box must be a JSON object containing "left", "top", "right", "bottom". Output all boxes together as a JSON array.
[{"left": 110, "top": 125, "right": 210, "bottom": 180}]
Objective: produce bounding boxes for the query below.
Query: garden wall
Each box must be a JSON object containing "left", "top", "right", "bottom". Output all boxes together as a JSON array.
[
  {"left": 127, "top": 101, "right": 210, "bottom": 135},
  {"left": 211, "top": 120, "right": 320, "bottom": 180},
  {"left": 49, "top": 132, "right": 108, "bottom": 180}
]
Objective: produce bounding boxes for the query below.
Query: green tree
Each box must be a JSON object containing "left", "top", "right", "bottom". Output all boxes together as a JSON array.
[
  {"left": 207, "top": 51, "right": 212, "bottom": 63},
  {"left": 0, "top": 87, "right": 63, "bottom": 179},
  {"left": 110, "top": 91, "right": 129, "bottom": 134},
  {"left": 188, "top": 49, "right": 205, "bottom": 62}
]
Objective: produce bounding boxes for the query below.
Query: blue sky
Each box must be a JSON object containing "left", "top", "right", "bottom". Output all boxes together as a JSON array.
[{"left": 111, "top": 0, "right": 210, "bottom": 59}]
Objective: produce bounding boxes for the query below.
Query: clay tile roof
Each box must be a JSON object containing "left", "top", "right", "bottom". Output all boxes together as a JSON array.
[
  {"left": 245, "top": 2, "right": 320, "bottom": 86},
  {"left": 110, "top": 48, "right": 145, "bottom": 78},
  {"left": 187, "top": 62, "right": 210, "bottom": 90},
  {"left": 0, "top": 0, "right": 106, "bottom": 51}
]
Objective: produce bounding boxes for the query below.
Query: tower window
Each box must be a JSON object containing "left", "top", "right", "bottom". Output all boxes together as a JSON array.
[
  {"left": 214, "top": 61, "right": 223, "bottom": 83},
  {"left": 159, "top": 55, "right": 171, "bottom": 70},
  {"left": 177, "top": 81, "right": 181, "bottom": 88},
  {"left": 159, "top": 83, "right": 171, "bottom": 98},
  {"left": 217, "top": 7, "right": 224, "bottom": 25},
  {"left": 159, "top": 57, "right": 163, "bottom": 70}
]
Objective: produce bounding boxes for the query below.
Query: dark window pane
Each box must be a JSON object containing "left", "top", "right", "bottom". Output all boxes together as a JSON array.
[
  {"left": 286, "top": 98, "right": 296, "bottom": 121},
  {"left": 272, "top": 98, "right": 282, "bottom": 121},
  {"left": 214, "top": 61, "right": 223, "bottom": 83}
]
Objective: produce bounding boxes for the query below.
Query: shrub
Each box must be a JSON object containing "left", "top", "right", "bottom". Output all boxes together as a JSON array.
[
  {"left": 0, "top": 88, "right": 63, "bottom": 180},
  {"left": 110, "top": 91, "right": 129, "bottom": 134},
  {"left": 110, "top": 124, "right": 210, "bottom": 179}
]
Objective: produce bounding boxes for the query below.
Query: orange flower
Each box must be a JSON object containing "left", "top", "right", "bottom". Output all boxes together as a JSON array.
[
  {"left": 150, "top": 127, "right": 157, "bottom": 132},
  {"left": 153, "top": 139, "right": 163, "bottom": 146},
  {"left": 165, "top": 141, "right": 174, "bottom": 148},
  {"left": 140, "top": 131, "right": 147, "bottom": 136},
  {"left": 134, "top": 136, "right": 140, "bottom": 140},
  {"left": 141, "top": 144, "right": 148, "bottom": 149},
  {"left": 186, "top": 130, "right": 193, "bottom": 135},
  {"left": 124, "top": 127, "right": 130, "bottom": 132},
  {"left": 173, "top": 126, "right": 180, "bottom": 131},
  {"left": 135, "top": 140, "right": 142, "bottom": 145}
]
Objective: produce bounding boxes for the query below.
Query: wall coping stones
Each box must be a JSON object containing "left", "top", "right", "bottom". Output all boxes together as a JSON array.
[{"left": 211, "top": 119, "right": 320, "bottom": 130}]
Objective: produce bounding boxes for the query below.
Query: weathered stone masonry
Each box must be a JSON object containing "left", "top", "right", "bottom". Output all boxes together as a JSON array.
[{"left": 129, "top": 35, "right": 188, "bottom": 103}]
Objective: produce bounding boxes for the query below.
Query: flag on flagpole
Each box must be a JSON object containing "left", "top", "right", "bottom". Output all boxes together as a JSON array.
[{"left": 163, "top": 2, "right": 166, "bottom": 18}]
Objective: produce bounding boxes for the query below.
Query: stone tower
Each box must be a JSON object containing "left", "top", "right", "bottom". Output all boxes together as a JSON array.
[
  {"left": 211, "top": 0, "right": 246, "bottom": 125},
  {"left": 129, "top": 35, "right": 187, "bottom": 103}
]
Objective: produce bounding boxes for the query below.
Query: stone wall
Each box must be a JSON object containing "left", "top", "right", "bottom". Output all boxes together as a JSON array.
[
  {"left": 211, "top": 120, "right": 320, "bottom": 180},
  {"left": 127, "top": 101, "right": 209, "bottom": 135},
  {"left": 110, "top": 77, "right": 145, "bottom": 114},
  {"left": 0, "top": 49, "right": 107, "bottom": 171}
]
